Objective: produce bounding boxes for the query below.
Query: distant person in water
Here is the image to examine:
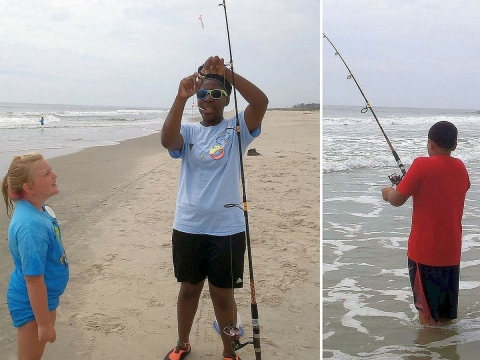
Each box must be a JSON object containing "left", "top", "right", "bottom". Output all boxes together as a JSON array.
[
  {"left": 382, "top": 121, "right": 470, "bottom": 325},
  {"left": 40, "top": 117, "right": 44, "bottom": 126}
]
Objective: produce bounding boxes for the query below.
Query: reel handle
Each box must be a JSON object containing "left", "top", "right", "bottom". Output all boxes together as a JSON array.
[
  {"left": 388, "top": 173, "right": 403, "bottom": 186},
  {"left": 224, "top": 325, "right": 253, "bottom": 352}
]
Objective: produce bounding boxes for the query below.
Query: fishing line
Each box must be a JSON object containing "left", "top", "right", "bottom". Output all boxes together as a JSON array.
[
  {"left": 323, "top": 33, "right": 406, "bottom": 185},
  {"left": 192, "top": 8, "right": 205, "bottom": 118},
  {"left": 218, "top": 1, "right": 262, "bottom": 359}
]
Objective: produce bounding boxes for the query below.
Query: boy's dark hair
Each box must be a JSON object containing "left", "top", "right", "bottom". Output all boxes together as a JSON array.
[
  {"left": 197, "top": 65, "right": 232, "bottom": 95},
  {"left": 428, "top": 121, "right": 457, "bottom": 150}
]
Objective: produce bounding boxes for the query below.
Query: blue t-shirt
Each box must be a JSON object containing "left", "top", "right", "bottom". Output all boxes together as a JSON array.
[
  {"left": 169, "top": 111, "right": 260, "bottom": 235},
  {"left": 7, "top": 200, "right": 69, "bottom": 312}
]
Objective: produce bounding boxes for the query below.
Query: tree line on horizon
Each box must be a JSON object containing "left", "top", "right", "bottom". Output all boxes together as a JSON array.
[
  {"left": 291, "top": 103, "right": 319, "bottom": 110},
  {"left": 269, "top": 103, "right": 320, "bottom": 111}
]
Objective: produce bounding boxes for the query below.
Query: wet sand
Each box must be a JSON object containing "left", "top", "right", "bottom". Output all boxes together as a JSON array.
[{"left": 0, "top": 110, "right": 320, "bottom": 359}]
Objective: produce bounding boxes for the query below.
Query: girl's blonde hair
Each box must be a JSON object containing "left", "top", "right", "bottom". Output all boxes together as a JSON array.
[{"left": 2, "top": 153, "right": 44, "bottom": 217}]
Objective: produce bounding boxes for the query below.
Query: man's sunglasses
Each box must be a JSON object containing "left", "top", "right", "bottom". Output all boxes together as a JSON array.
[{"left": 196, "top": 89, "right": 228, "bottom": 100}]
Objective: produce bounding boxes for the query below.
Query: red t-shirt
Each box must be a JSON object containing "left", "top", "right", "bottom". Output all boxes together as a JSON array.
[{"left": 396, "top": 155, "right": 470, "bottom": 266}]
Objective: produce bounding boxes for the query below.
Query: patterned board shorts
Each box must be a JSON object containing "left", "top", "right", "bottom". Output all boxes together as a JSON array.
[{"left": 408, "top": 258, "right": 460, "bottom": 322}]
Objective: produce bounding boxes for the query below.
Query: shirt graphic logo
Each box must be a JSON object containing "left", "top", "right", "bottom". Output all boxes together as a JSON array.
[{"left": 209, "top": 145, "right": 224, "bottom": 160}]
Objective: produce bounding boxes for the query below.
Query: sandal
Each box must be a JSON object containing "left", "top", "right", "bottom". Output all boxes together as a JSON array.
[
  {"left": 164, "top": 341, "right": 191, "bottom": 360},
  {"left": 223, "top": 356, "right": 241, "bottom": 360}
]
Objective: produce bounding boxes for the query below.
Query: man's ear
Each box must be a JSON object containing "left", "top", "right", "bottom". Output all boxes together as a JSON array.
[{"left": 225, "top": 96, "right": 230, "bottom": 106}]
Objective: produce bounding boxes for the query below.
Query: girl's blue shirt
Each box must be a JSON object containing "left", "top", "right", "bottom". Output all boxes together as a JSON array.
[{"left": 7, "top": 200, "right": 69, "bottom": 311}]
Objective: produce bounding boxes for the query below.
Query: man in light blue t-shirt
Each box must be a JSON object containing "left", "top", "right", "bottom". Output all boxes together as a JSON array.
[{"left": 161, "top": 55, "right": 268, "bottom": 360}]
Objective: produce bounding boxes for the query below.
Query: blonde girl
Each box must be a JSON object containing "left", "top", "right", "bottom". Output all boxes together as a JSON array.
[{"left": 2, "top": 154, "right": 69, "bottom": 360}]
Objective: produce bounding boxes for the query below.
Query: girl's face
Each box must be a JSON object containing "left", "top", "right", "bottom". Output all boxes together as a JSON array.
[{"left": 30, "top": 159, "right": 59, "bottom": 201}]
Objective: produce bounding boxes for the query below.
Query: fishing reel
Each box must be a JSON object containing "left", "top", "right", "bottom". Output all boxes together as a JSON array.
[
  {"left": 224, "top": 325, "right": 253, "bottom": 352},
  {"left": 388, "top": 173, "right": 403, "bottom": 186}
]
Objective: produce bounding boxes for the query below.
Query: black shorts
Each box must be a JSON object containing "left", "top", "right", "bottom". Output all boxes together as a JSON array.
[
  {"left": 172, "top": 229, "right": 246, "bottom": 288},
  {"left": 408, "top": 258, "right": 460, "bottom": 322}
]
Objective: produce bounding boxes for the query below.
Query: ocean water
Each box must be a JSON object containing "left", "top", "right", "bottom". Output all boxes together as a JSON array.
[
  {"left": 322, "top": 105, "right": 480, "bottom": 359},
  {"left": 0, "top": 102, "right": 201, "bottom": 173}
]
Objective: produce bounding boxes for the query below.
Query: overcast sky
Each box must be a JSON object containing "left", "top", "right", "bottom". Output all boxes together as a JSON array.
[
  {"left": 322, "top": 1, "right": 480, "bottom": 110},
  {"left": 0, "top": 1, "right": 319, "bottom": 109}
]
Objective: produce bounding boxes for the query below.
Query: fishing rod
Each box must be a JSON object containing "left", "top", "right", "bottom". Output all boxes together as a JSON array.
[
  {"left": 323, "top": 33, "right": 406, "bottom": 185},
  {"left": 219, "top": 1, "right": 262, "bottom": 359}
]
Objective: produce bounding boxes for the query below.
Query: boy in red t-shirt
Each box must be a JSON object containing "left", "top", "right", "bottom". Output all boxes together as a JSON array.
[{"left": 382, "top": 121, "right": 470, "bottom": 325}]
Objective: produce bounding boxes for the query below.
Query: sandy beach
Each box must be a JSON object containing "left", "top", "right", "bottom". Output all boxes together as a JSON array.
[{"left": 0, "top": 110, "right": 320, "bottom": 359}]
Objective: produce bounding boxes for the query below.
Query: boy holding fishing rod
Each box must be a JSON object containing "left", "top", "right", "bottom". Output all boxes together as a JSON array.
[
  {"left": 161, "top": 55, "right": 268, "bottom": 360},
  {"left": 382, "top": 121, "right": 470, "bottom": 325}
]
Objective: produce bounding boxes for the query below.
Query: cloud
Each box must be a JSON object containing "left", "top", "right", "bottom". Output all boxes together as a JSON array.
[
  {"left": 322, "top": 0, "right": 480, "bottom": 109},
  {"left": 0, "top": 0, "right": 320, "bottom": 107}
]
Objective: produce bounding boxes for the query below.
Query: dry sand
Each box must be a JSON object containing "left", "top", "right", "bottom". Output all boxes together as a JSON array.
[{"left": 0, "top": 110, "right": 319, "bottom": 359}]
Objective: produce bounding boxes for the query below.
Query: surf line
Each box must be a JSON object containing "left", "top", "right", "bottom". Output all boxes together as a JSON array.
[
  {"left": 217, "top": 1, "right": 262, "bottom": 359},
  {"left": 323, "top": 33, "right": 406, "bottom": 185}
]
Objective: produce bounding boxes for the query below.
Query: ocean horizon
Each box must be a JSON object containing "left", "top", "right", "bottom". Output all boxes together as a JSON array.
[
  {"left": 0, "top": 101, "right": 206, "bottom": 173},
  {"left": 322, "top": 104, "right": 480, "bottom": 174}
]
